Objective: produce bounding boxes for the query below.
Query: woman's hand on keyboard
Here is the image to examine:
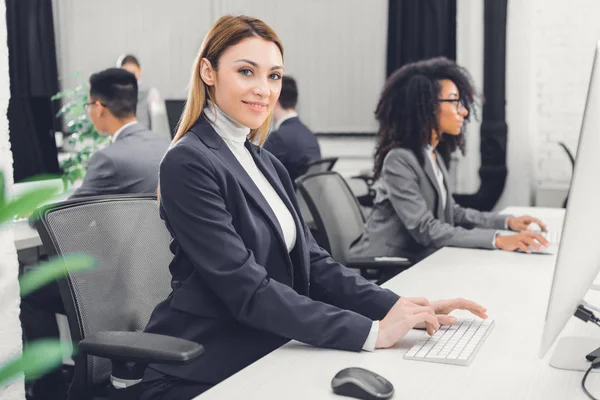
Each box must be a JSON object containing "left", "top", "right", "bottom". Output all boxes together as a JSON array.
[
  {"left": 507, "top": 215, "right": 548, "bottom": 232},
  {"left": 430, "top": 298, "right": 488, "bottom": 323},
  {"left": 375, "top": 297, "right": 440, "bottom": 349},
  {"left": 495, "top": 231, "right": 549, "bottom": 253},
  {"left": 412, "top": 298, "right": 488, "bottom": 328}
]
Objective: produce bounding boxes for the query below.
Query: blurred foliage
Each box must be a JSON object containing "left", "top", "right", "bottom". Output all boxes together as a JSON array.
[
  {"left": 0, "top": 171, "right": 96, "bottom": 387},
  {"left": 52, "top": 77, "right": 108, "bottom": 187}
]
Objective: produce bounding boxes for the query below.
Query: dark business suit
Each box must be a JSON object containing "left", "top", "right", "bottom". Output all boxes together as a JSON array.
[
  {"left": 349, "top": 147, "right": 508, "bottom": 261},
  {"left": 70, "top": 122, "right": 170, "bottom": 198},
  {"left": 263, "top": 116, "right": 321, "bottom": 183},
  {"left": 142, "top": 116, "right": 398, "bottom": 394}
]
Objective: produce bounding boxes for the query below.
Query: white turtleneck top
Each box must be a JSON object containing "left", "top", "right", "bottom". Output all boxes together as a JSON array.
[{"left": 204, "top": 101, "right": 296, "bottom": 252}]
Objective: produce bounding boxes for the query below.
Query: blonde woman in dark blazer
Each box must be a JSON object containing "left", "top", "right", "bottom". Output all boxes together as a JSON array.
[
  {"left": 141, "top": 19, "right": 488, "bottom": 399},
  {"left": 350, "top": 58, "right": 549, "bottom": 262}
]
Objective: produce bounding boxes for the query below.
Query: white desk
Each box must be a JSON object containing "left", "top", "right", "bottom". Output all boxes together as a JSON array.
[
  {"left": 7, "top": 180, "right": 72, "bottom": 251},
  {"left": 11, "top": 218, "right": 43, "bottom": 251},
  {"left": 198, "top": 207, "right": 600, "bottom": 399}
]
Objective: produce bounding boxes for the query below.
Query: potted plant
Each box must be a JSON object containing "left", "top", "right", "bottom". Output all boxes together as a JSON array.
[{"left": 52, "top": 77, "right": 108, "bottom": 189}]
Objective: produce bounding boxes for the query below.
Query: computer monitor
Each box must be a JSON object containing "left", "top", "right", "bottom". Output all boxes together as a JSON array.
[{"left": 540, "top": 39, "right": 600, "bottom": 362}]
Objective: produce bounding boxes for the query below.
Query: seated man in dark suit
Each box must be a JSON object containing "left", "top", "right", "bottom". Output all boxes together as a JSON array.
[
  {"left": 70, "top": 68, "right": 170, "bottom": 198},
  {"left": 263, "top": 76, "right": 321, "bottom": 183}
]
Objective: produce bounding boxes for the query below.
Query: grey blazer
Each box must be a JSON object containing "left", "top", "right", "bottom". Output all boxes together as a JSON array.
[
  {"left": 70, "top": 123, "right": 170, "bottom": 198},
  {"left": 349, "top": 147, "right": 508, "bottom": 260}
]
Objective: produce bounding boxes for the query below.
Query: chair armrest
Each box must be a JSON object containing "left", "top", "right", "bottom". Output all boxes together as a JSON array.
[
  {"left": 346, "top": 256, "right": 412, "bottom": 271},
  {"left": 349, "top": 175, "right": 375, "bottom": 189},
  {"left": 79, "top": 331, "right": 203, "bottom": 365}
]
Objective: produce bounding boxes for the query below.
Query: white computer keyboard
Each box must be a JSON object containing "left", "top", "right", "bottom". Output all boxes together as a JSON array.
[{"left": 404, "top": 318, "right": 495, "bottom": 366}]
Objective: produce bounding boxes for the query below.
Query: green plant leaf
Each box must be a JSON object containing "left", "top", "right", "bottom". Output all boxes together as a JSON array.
[
  {"left": 18, "top": 174, "right": 63, "bottom": 184},
  {"left": 0, "top": 186, "right": 59, "bottom": 225},
  {"left": 0, "top": 172, "right": 5, "bottom": 206},
  {"left": 19, "top": 254, "right": 96, "bottom": 297},
  {"left": 0, "top": 339, "right": 74, "bottom": 385}
]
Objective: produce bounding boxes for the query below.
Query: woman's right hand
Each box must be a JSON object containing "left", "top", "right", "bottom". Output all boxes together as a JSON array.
[
  {"left": 375, "top": 297, "right": 439, "bottom": 349},
  {"left": 495, "top": 231, "right": 549, "bottom": 253}
]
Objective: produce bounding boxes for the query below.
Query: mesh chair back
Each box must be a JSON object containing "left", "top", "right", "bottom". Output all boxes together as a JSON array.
[
  {"left": 35, "top": 196, "right": 173, "bottom": 389},
  {"left": 304, "top": 157, "right": 338, "bottom": 176},
  {"left": 296, "top": 172, "right": 364, "bottom": 265}
]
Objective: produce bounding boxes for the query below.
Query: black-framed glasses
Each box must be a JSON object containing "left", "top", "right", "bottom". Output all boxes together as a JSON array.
[
  {"left": 438, "top": 99, "right": 465, "bottom": 113},
  {"left": 84, "top": 101, "right": 106, "bottom": 110}
]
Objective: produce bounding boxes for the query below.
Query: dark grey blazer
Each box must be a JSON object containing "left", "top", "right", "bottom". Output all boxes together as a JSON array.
[
  {"left": 349, "top": 147, "right": 508, "bottom": 260},
  {"left": 70, "top": 122, "right": 170, "bottom": 198}
]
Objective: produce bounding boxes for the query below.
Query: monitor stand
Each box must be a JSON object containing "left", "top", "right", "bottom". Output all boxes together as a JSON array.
[{"left": 550, "top": 337, "right": 600, "bottom": 372}]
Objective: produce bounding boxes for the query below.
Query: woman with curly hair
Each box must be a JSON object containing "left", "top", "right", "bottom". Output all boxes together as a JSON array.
[{"left": 349, "top": 57, "right": 548, "bottom": 262}]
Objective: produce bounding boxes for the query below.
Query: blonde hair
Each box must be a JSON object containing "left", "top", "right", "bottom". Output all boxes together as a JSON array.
[{"left": 172, "top": 15, "right": 284, "bottom": 147}]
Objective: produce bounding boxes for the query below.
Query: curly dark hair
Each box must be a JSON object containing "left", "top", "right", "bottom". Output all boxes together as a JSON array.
[{"left": 373, "top": 57, "right": 477, "bottom": 180}]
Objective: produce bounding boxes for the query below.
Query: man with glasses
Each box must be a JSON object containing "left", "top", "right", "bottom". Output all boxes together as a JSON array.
[{"left": 70, "top": 68, "right": 170, "bottom": 198}]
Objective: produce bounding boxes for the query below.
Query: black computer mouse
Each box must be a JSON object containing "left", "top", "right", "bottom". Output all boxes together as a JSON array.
[{"left": 331, "top": 367, "right": 394, "bottom": 400}]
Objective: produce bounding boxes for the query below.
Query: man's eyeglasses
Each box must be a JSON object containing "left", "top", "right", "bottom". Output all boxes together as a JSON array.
[
  {"left": 84, "top": 101, "right": 107, "bottom": 110},
  {"left": 438, "top": 99, "right": 465, "bottom": 113}
]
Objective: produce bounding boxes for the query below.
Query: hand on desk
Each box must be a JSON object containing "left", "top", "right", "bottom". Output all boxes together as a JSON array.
[
  {"left": 495, "top": 231, "right": 549, "bottom": 253},
  {"left": 507, "top": 215, "right": 548, "bottom": 232},
  {"left": 374, "top": 297, "right": 488, "bottom": 349}
]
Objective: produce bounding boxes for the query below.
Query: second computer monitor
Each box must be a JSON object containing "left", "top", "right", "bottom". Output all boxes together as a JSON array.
[{"left": 540, "top": 39, "right": 600, "bottom": 358}]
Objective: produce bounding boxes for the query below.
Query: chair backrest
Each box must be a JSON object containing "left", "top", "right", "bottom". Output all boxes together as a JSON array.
[
  {"left": 296, "top": 172, "right": 365, "bottom": 265},
  {"left": 558, "top": 142, "right": 576, "bottom": 169},
  {"left": 34, "top": 195, "right": 173, "bottom": 391},
  {"left": 304, "top": 157, "right": 338, "bottom": 176}
]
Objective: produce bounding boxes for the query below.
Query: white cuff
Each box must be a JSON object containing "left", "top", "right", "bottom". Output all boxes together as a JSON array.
[
  {"left": 362, "top": 321, "right": 379, "bottom": 352},
  {"left": 493, "top": 231, "right": 500, "bottom": 249}
]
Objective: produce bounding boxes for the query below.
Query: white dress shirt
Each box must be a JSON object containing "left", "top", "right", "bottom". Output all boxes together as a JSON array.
[
  {"left": 274, "top": 111, "right": 298, "bottom": 131},
  {"left": 425, "top": 145, "right": 447, "bottom": 209},
  {"left": 111, "top": 120, "right": 138, "bottom": 143},
  {"left": 204, "top": 102, "right": 379, "bottom": 352}
]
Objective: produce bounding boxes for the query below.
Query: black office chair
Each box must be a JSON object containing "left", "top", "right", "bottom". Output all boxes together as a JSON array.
[
  {"left": 33, "top": 195, "right": 203, "bottom": 400},
  {"left": 296, "top": 158, "right": 338, "bottom": 233},
  {"left": 304, "top": 157, "right": 338, "bottom": 175},
  {"left": 349, "top": 173, "right": 376, "bottom": 208},
  {"left": 295, "top": 172, "right": 412, "bottom": 284}
]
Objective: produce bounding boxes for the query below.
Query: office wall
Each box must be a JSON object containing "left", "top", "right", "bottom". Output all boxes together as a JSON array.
[
  {"left": 454, "top": 0, "right": 600, "bottom": 209},
  {"left": 0, "top": 0, "right": 25, "bottom": 396},
  {"left": 498, "top": 0, "right": 600, "bottom": 208},
  {"left": 52, "top": 0, "right": 387, "bottom": 133}
]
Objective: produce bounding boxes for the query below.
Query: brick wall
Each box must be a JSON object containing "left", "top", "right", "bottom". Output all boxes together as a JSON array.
[{"left": 531, "top": 0, "right": 600, "bottom": 187}]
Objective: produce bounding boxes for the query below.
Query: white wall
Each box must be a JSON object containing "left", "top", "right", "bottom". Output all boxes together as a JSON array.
[
  {"left": 455, "top": 0, "right": 600, "bottom": 209},
  {"left": 501, "top": 0, "right": 600, "bottom": 209},
  {"left": 0, "top": 0, "right": 25, "bottom": 396},
  {"left": 52, "top": 0, "right": 387, "bottom": 133}
]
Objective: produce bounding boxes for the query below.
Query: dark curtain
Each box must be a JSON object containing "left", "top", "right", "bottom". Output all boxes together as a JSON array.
[
  {"left": 6, "top": 0, "right": 60, "bottom": 182},
  {"left": 386, "top": 0, "right": 457, "bottom": 77},
  {"left": 453, "top": 0, "right": 508, "bottom": 211}
]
